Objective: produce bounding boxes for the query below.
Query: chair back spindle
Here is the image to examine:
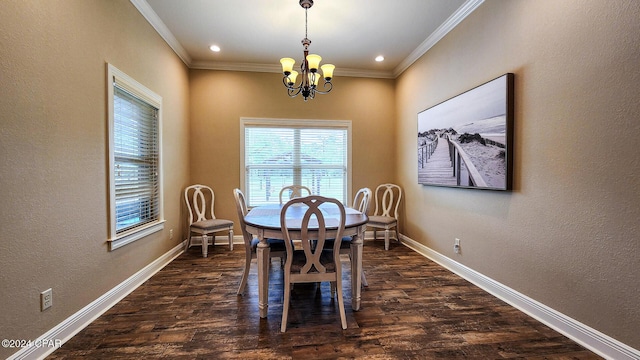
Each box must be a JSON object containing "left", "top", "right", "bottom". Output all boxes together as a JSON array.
[{"left": 280, "top": 195, "right": 347, "bottom": 331}]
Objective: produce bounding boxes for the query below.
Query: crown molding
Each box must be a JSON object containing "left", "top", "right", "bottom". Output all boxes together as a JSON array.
[
  {"left": 132, "top": 0, "right": 482, "bottom": 79},
  {"left": 189, "top": 61, "right": 281, "bottom": 73},
  {"left": 130, "top": 0, "right": 191, "bottom": 65},
  {"left": 393, "top": 0, "right": 484, "bottom": 77},
  {"left": 337, "top": 68, "right": 395, "bottom": 79},
  {"left": 190, "top": 61, "right": 395, "bottom": 79}
]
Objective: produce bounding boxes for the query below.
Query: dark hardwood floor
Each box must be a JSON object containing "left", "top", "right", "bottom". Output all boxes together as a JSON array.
[{"left": 48, "top": 241, "right": 602, "bottom": 359}]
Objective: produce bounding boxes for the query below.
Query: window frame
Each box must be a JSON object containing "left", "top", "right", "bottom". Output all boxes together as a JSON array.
[
  {"left": 107, "top": 63, "right": 164, "bottom": 251},
  {"left": 240, "top": 117, "right": 352, "bottom": 207}
]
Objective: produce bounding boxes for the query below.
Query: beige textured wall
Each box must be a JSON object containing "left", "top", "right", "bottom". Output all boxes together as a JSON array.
[
  {"left": 0, "top": 1, "right": 190, "bottom": 358},
  {"left": 188, "top": 70, "right": 396, "bottom": 225},
  {"left": 396, "top": 0, "right": 640, "bottom": 348},
  {"left": 2, "top": 0, "right": 637, "bottom": 355}
]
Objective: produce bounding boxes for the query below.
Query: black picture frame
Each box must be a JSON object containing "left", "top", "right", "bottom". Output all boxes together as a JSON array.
[{"left": 417, "top": 73, "right": 514, "bottom": 190}]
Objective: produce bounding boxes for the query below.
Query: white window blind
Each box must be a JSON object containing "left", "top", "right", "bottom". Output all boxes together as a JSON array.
[
  {"left": 107, "top": 64, "right": 164, "bottom": 250},
  {"left": 113, "top": 86, "right": 160, "bottom": 233},
  {"left": 241, "top": 118, "right": 351, "bottom": 206}
]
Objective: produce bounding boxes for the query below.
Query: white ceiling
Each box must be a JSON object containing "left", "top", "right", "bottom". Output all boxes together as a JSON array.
[{"left": 133, "top": 0, "right": 483, "bottom": 78}]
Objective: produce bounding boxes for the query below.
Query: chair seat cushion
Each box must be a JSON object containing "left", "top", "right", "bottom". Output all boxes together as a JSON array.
[
  {"left": 290, "top": 250, "right": 336, "bottom": 273},
  {"left": 191, "top": 219, "right": 233, "bottom": 231},
  {"left": 368, "top": 215, "right": 397, "bottom": 226}
]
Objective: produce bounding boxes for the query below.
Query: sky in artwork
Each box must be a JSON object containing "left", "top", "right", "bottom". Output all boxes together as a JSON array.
[{"left": 418, "top": 75, "right": 508, "bottom": 132}]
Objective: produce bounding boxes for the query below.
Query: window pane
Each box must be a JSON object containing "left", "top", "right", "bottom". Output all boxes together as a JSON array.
[
  {"left": 301, "top": 168, "right": 345, "bottom": 201},
  {"left": 244, "top": 122, "right": 348, "bottom": 206},
  {"left": 114, "top": 85, "right": 160, "bottom": 233},
  {"left": 246, "top": 168, "right": 294, "bottom": 206},
  {"left": 246, "top": 128, "right": 294, "bottom": 165},
  {"left": 300, "top": 129, "right": 346, "bottom": 165}
]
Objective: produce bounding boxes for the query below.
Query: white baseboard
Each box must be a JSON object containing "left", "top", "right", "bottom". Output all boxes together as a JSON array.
[
  {"left": 8, "top": 241, "right": 185, "bottom": 360},
  {"left": 399, "top": 235, "right": 640, "bottom": 360},
  {"left": 13, "top": 235, "right": 638, "bottom": 360}
]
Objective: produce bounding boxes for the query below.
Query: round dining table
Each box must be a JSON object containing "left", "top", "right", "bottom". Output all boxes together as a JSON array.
[{"left": 243, "top": 203, "right": 368, "bottom": 318}]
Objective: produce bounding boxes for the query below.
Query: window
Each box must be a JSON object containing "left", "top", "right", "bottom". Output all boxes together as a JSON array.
[
  {"left": 107, "top": 64, "right": 164, "bottom": 250},
  {"left": 241, "top": 118, "right": 352, "bottom": 207}
]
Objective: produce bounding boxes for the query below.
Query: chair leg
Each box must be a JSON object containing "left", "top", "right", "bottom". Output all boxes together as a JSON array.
[
  {"left": 237, "top": 251, "right": 252, "bottom": 295},
  {"left": 384, "top": 229, "right": 390, "bottom": 250},
  {"left": 202, "top": 235, "right": 208, "bottom": 258},
  {"left": 330, "top": 282, "right": 336, "bottom": 298},
  {"left": 335, "top": 278, "right": 347, "bottom": 330},
  {"left": 228, "top": 229, "right": 234, "bottom": 251},
  {"left": 395, "top": 227, "right": 400, "bottom": 244},
  {"left": 281, "top": 276, "right": 291, "bottom": 332},
  {"left": 186, "top": 232, "right": 192, "bottom": 252}
]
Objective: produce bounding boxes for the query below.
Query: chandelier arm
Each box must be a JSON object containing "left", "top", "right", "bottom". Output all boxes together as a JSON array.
[
  {"left": 282, "top": 76, "right": 291, "bottom": 88},
  {"left": 288, "top": 87, "right": 303, "bottom": 97},
  {"left": 283, "top": 76, "right": 300, "bottom": 90},
  {"left": 282, "top": 76, "right": 303, "bottom": 98},
  {"left": 312, "top": 81, "right": 333, "bottom": 95}
]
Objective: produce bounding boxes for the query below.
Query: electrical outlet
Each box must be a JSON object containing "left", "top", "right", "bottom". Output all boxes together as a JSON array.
[
  {"left": 169, "top": 229, "right": 174, "bottom": 239},
  {"left": 454, "top": 238, "right": 461, "bottom": 254},
  {"left": 41, "top": 288, "right": 52, "bottom": 311}
]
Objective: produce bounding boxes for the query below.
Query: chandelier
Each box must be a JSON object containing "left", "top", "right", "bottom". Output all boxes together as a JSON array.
[{"left": 280, "top": 0, "right": 335, "bottom": 101}]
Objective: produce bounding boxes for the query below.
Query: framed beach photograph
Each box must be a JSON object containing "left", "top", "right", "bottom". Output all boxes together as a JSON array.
[{"left": 417, "top": 73, "right": 514, "bottom": 190}]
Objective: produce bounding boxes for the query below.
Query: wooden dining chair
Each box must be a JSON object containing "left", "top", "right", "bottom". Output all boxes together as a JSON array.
[
  {"left": 368, "top": 183, "right": 402, "bottom": 250},
  {"left": 233, "top": 188, "right": 287, "bottom": 295},
  {"left": 280, "top": 195, "right": 347, "bottom": 332},
  {"left": 278, "top": 184, "right": 311, "bottom": 204},
  {"left": 352, "top": 187, "right": 373, "bottom": 215},
  {"left": 323, "top": 187, "right": 372, "bottom": 286},
  {"left": 323, "top": 187, "right": 371, "bottom": 254},
  {"left": 184, "top": 184, "right": 234, "bottom": 258}
]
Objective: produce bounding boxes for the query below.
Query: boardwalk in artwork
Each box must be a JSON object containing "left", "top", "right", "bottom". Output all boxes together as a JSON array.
[{"left": 419, "top": 137, "right": 457, "bottom": 186}]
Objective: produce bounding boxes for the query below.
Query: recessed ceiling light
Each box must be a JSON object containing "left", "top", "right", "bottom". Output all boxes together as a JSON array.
[
  {"left": 375, "top": 55, "right": 384, "bottom": 62},
  {"left": 209, "top": 45, "right": 221, "bottom": 52}
]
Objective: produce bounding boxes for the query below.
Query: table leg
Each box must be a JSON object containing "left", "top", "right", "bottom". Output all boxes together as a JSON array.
[
  {"left": 256, "top": 230, "right": 270, "bottom": 318},
  {"left": 350, "top": 226, "right": 364, "bottom": 311}
]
